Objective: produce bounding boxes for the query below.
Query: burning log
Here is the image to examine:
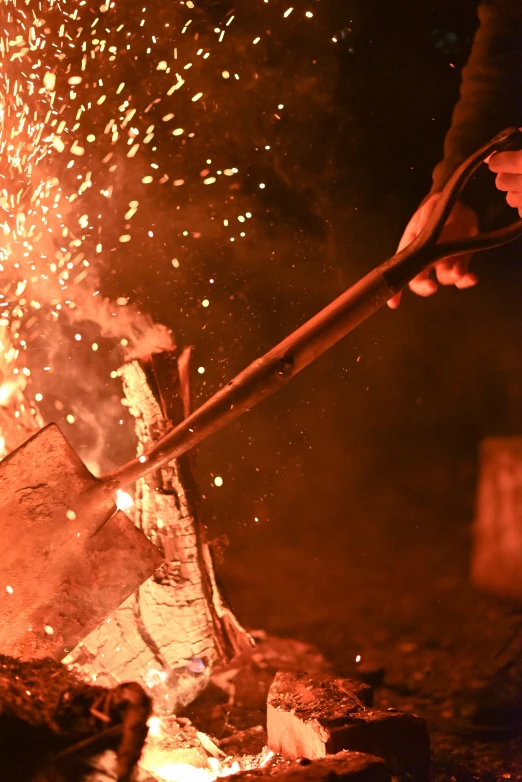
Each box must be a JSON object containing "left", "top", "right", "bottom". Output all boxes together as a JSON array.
[
  {"left": 267, "top": 672, "right": 430, "bottom": 782},
  {"left": 66, "top": 350, "right": 251, "bottom": 711},
  {"left": 471, "top": 437, "right": 522, "bottom": 598}
]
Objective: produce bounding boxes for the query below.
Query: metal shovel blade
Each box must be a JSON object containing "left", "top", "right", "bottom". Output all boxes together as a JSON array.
[{"left": 0, "top": 423, "right": 162, "bottom": 660}]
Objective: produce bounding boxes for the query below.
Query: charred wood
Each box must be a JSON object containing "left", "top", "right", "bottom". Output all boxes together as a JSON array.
[
  {"left": 66, "top": 349, "right": 251, "bottom": 711},
  {"left": 231, "top": 752, "right": 390, "bottom": 782}
]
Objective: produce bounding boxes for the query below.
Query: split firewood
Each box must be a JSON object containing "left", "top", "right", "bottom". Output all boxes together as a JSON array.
[
  {"left": 267, "top": 671, "right": 430, "bottom": 781},
  {"left": 65, "top": 349, "right": 252, "bottom": 712}
]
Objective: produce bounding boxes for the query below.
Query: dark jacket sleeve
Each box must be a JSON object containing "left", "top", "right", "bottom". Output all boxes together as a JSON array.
[{"left": 430, "top": 0, "right": 522, "bottom": 216}]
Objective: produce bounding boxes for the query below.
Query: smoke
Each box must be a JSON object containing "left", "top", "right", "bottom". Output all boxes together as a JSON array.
[
  {"left": 0, "top": 1, "right": 181, "bottom": 471},
  {"left": 66, "top": 288, "right": 173, "bottom": 361}
]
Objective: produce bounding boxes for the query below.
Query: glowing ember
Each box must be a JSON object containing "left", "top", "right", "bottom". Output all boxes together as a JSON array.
[
  {"left": 141, "top": 717, "right": 275, "bottom": 782},
  {"left": 0, "top": 3, "right": 327, "bottom": 773},
  {"left": 116, "top": 489, "right": 134, "bottom": 512},
  {"left": 142, "top": 749, "right": 243, "bottom": 782},
  {"left": 0, "top": 384, "right": 14, "bottom": 407},
  {"left": 0, "top": 0, "right": 333, "bottom": 481}
]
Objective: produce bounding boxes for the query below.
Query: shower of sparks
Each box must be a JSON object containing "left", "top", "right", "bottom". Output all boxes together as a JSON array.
[
  {"left": 0, "top": 0, "right": 241, "bottom": 431},
  {"left": 0, "top": 0, "right": 246, "bottom": 438},
  {"left": 0, "top": 0, "right": 332, "bottom": 465}
]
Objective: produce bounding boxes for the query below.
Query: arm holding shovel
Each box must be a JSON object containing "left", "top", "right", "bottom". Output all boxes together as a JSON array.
[{"left": 388, "top": 0, "right": 522, "bottom": 308}]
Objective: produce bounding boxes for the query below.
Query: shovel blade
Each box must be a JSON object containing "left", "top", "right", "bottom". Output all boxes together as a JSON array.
[{"left": 0, "top": 424, "right": 163, "bottom": 660}]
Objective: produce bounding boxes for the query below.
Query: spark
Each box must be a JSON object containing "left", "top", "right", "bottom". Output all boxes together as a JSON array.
[{"left": 0, "top": 0, "right": 328, "bottom": 544}]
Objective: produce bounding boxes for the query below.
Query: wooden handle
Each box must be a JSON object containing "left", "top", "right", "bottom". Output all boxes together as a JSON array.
[
  {"left": 104, "top": 268, "right": 393, "bottom": 490},
  {"left": 102, "top": 127, "right": 522, "bottom": 493}
]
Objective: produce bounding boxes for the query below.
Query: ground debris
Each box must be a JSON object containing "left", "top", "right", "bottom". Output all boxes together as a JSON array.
[
  {"left": 0, "top": 654, "right": 151, "bottom": 781},
  {"left": 230, "top": 751, "right": 389, "bottom": 782}
]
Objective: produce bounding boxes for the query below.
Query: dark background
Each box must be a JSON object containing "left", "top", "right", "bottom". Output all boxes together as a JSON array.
[
  {"left": 8, "top": 0, "right": 520, "bottom": 772},
  {"left": 23, "top": 0, "right": 522, "bottom": 690},
  {"left": 171, "top": 0, "right": 522, "bottom": 652}
]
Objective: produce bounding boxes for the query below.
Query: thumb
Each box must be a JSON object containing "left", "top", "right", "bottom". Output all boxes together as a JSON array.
[
  {"left": 387, "top": 291, "right": 402, "bottom": 309},
  {"left": 388, "top": 194, "right": 441, "bottom": 309},
  {"left": 396, "top": 193, "right": 441, "bottom": 253},
  {"left": 397, "top": 210, "right": 422, "bottom": 253}
]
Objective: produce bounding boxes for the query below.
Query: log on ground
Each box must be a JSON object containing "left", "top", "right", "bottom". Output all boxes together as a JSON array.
[{"left": 267, "top": 671, "right": 430, "bottom": 781}]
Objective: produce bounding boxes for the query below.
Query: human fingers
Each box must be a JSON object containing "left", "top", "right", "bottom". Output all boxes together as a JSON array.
[
  {"left": 396, "top": 212, "right": 422, "bottom": 253},
  {"left": 494, "top": 172, "right": 522, "bottom": 191},
  {"left": 435, "top": 258, "right": 463, "bottom": 286},
  {"left": 387, "top": 212, "right": 421, "bottom": 307},
  {"left": 387, "top": 194, "right": 440, "bottom": 308},
  {"left": 388, "top": 213, "right": 426, "bottom": 307},
  {"left": 455, "top": 272, "right": 478, "bottom": 289},
  {"left": 437, "top": 254, "right": 477, "bottom": 289},
  {"left": 488, "top": 149, "right": 522, "bottom": 174},
  {"left": 408, "top": 268, "right": 438, "bottom": 297},
  {"left": 504, "top": 190, "right": 522, "bottom": 209},
  {"left": 387, "top": 291, "right": 402, "bottom": 309}
]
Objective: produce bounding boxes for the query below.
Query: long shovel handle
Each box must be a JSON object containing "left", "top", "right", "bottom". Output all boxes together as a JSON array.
[{"left": 104, "top": 127, "right": 522, "bottom": 492}]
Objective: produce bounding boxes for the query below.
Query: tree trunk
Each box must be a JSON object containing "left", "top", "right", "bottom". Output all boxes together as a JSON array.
[{"left": 65, "top": 349, "right": 252, "bottom": 712}]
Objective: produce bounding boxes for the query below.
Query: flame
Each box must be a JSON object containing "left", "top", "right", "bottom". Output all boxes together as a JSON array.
[
  {"left": 142, "top": 718, "right": 270, "bottom": 782},
  {"left": 148, "top": 716, "right": 164, "bottom": 738},
  {"left": 0, "top": 383, "right": 15, "bottom": 406},
  {"left": 148, "top": 764, "right": 213, "bottom": 782},
  {"left": 142, "top": 759, "right": 241, "bottom": 782},
  {"left": 116, "top": 489, "right": 134, "bottom": 511}
]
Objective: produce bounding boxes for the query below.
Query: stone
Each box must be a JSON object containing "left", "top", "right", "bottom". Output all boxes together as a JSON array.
[
  {"left": 231, "top": 751, "right": 389, "bottom": 782},
  {"left": 267, "top": 672, "right": 430, "bottom": 781},
  {"left": 472, "top": 437, "right": 522, "bottom": 598}
]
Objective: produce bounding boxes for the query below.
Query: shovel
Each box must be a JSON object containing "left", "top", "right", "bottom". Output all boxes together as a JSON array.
[{"left": 2, "top": 127, "right": 522, "bottom": 662}]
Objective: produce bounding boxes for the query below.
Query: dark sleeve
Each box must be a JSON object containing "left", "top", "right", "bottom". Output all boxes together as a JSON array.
[{"left": 431, "top": 0, "right": 522, "bottom": 210}]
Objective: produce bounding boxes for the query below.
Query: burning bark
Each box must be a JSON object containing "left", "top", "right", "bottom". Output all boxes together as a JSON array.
[{"left": 66, "top": 349, "right": 251, "bottom": 711}]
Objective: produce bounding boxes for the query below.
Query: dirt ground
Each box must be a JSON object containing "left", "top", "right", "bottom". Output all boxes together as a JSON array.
[{"left": 217, "top": 436, "right": 522, "bottom": 782}]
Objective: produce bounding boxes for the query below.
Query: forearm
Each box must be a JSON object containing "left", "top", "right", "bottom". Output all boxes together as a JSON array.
[{"left": 431, "top": 0, "right": 522, "bottom": 200}]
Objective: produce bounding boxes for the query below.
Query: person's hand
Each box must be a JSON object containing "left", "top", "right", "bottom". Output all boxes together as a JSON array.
[
  {"left": 488, "top": 148, "right": 522, "bottom": 216},
  {"left": 387, "top": 193, "right": 479, "bottom": 309}
]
